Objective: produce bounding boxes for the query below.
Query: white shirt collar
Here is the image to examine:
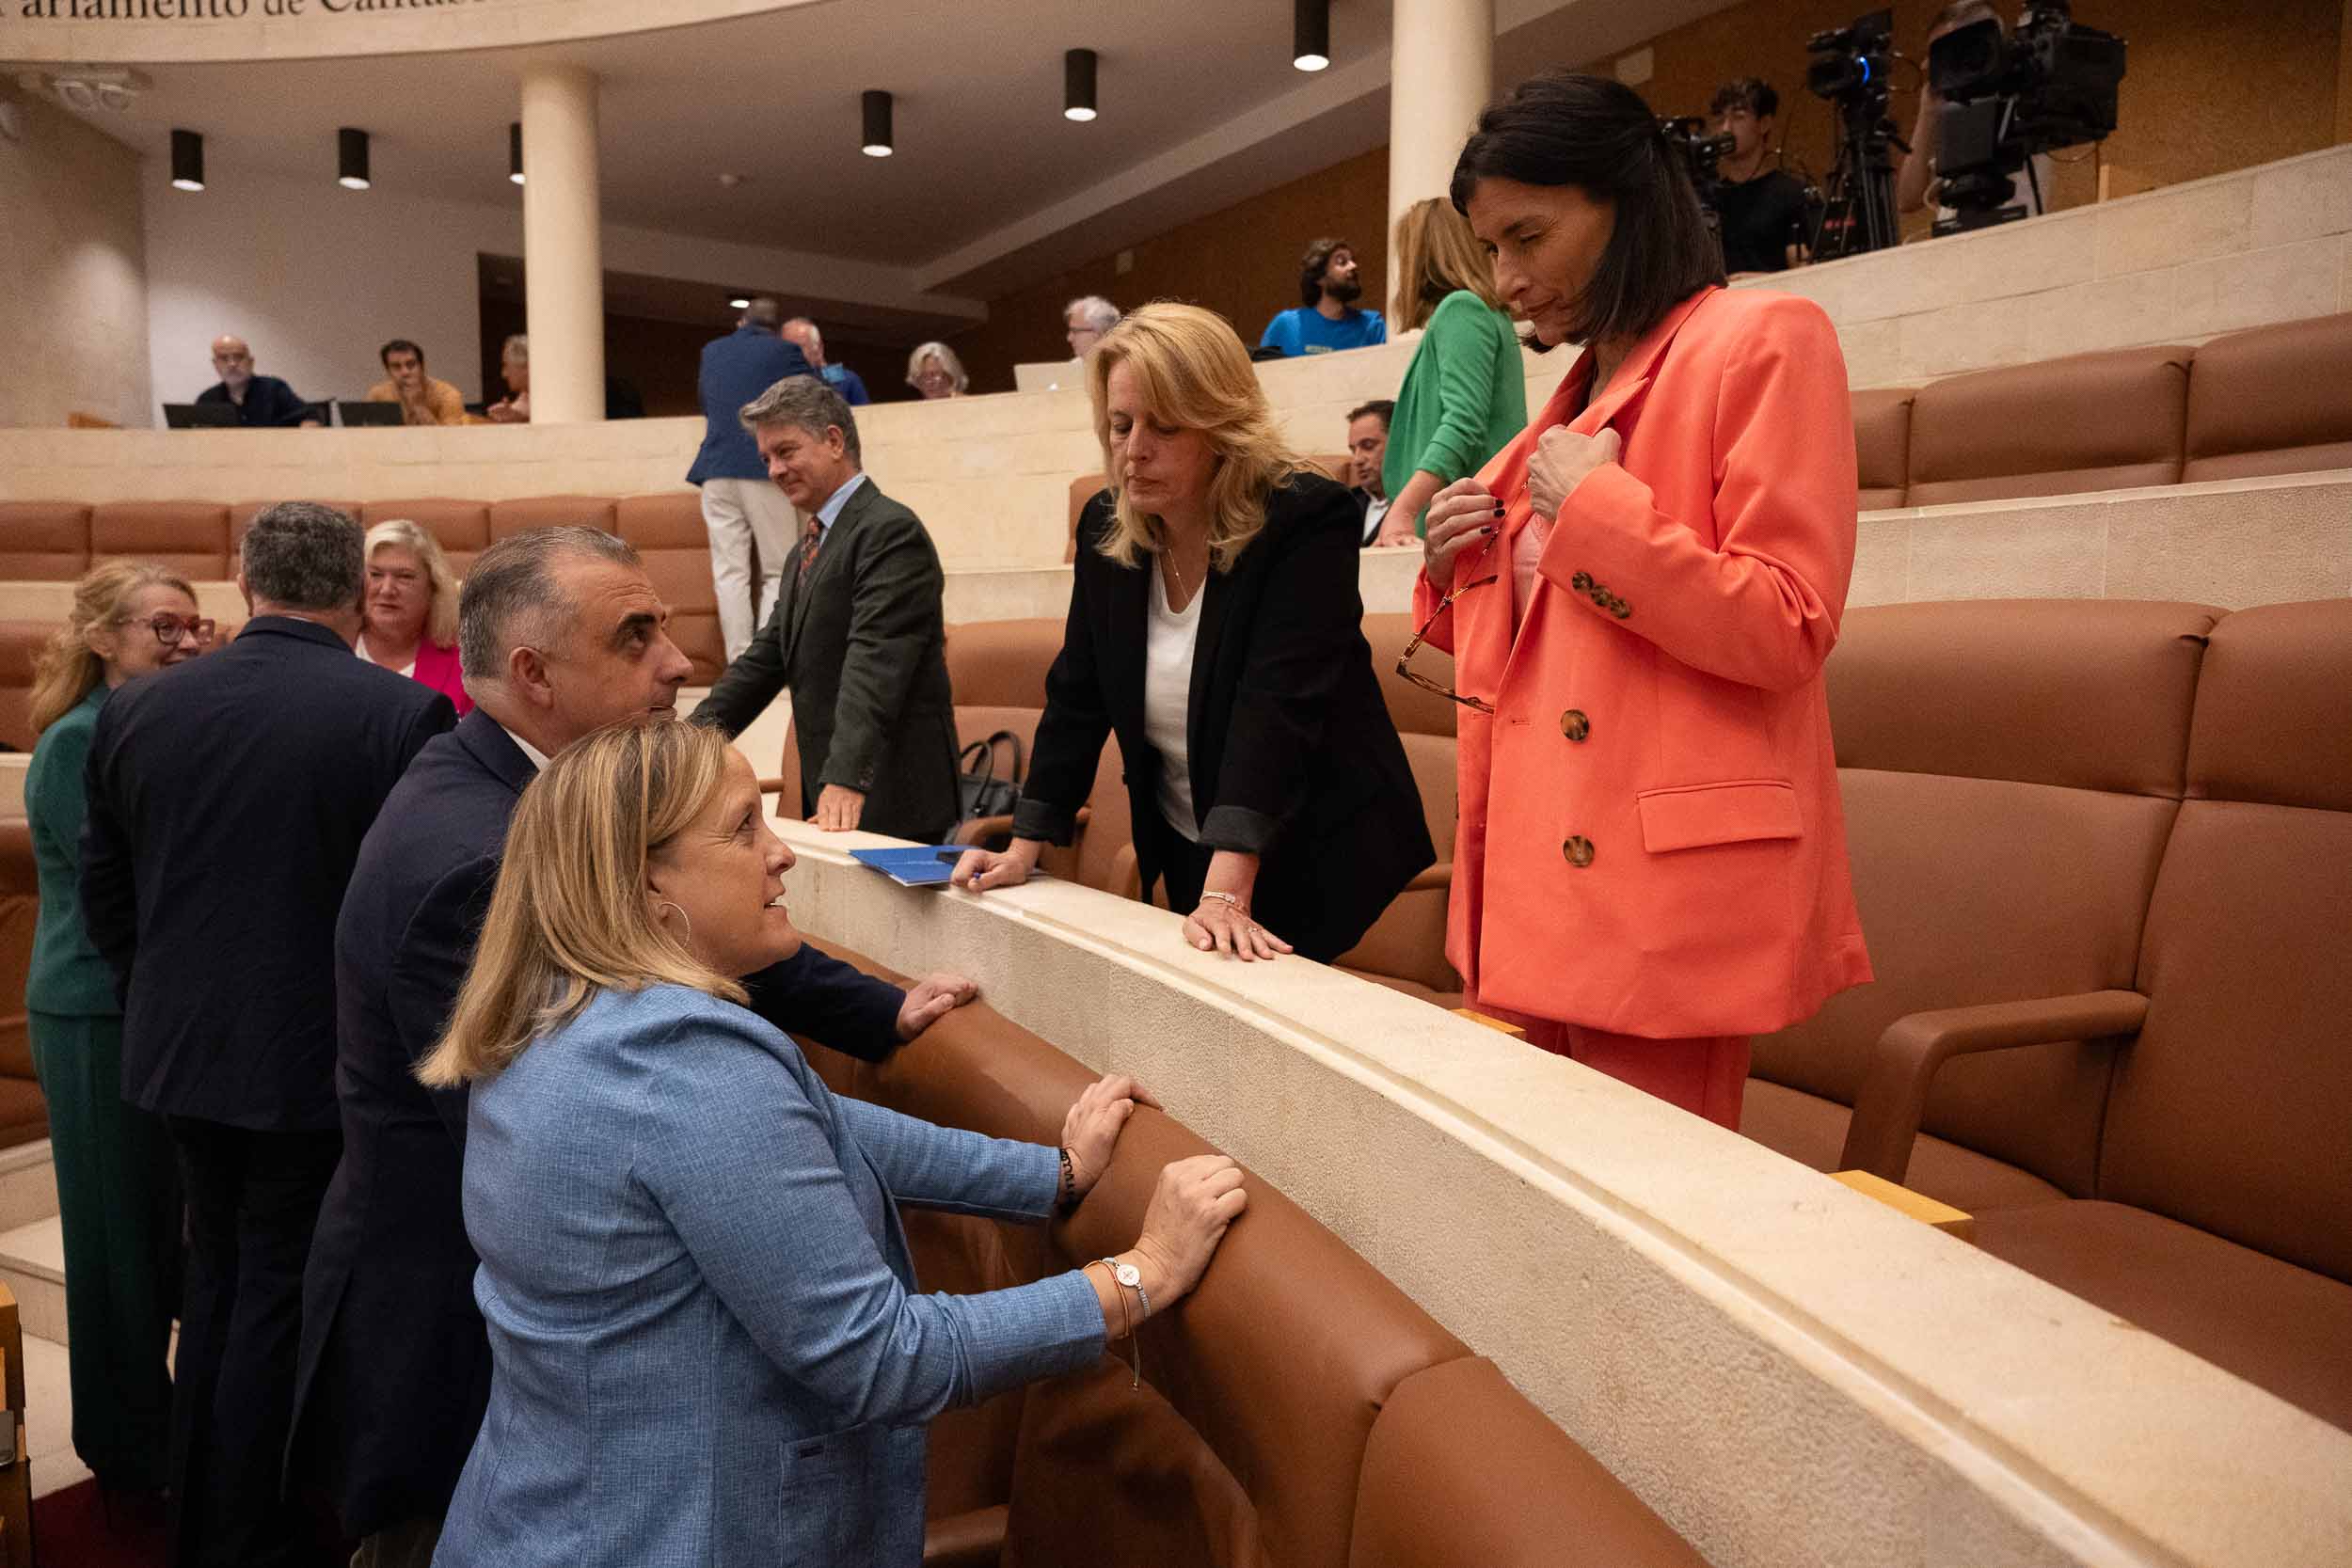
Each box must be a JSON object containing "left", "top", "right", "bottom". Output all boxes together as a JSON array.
[
  {"left": 813, "top": 470, "right": 868, "bottom": 536},
  {"left": 493, "top": 719, "right": 552, "bottom": 773}
]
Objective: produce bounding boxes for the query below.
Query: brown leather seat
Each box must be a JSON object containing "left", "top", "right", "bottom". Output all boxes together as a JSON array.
[
  {"left": 1338, "top": 613, "right": 1459, "bottom": 1002},
  {"left": 0, "top": 502, "right": 92, "bottom": 580},
  {"left": 944, "top": 619, "right": 1063, "bottom": 844},
  {"left": 2180, "top": 310, "right": 2352, "bottom": 483},
  {"left": 0, "top": 821, "right": 52, "bottom": 1148},
  {"left": 1905, "top": 344, "right": 2193, "bottom": 506},
  {"left": 358, "top": 499, "right": 490, "bottom": 578},
  {"left": 612, "top": 494, "right": 725, "bottom": 684},
  {"left": 0, "top": 623, "right": 54, "bottom": 754},
  {"left": 91, "top": 501, "right": 231, "bottom": 578},
  {"left": 1747, "top": 599, "right": 2219, "bottom": 1213},
  {"left": 1851, "top": 387, "right": 1915, "bottom": 510}
]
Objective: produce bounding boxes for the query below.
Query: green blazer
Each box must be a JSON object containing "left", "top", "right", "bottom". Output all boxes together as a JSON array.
[
  {"left": 24, "top": 684, "right": 119, "bottom": 1017},
  {"left": 1384, "top": 290, "right": 1531, "bottom": 534},
  {"left": 691, "top": 476, "right": 960, "bottom": 841}
]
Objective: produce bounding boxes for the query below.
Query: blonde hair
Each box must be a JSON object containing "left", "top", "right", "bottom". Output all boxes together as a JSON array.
[
  {"left": 1391, "top": 197, "right": 1507, "bottom": 330},
  {"left": 1086, "top": 303, "right": 1308, "bottom": 572},
  {"left": 364, "top": 519, "right": 461, "bottom": 649},
  {"left": 29, "top": 560, "right": 196, "bottom": 736},
  {"left": 417, "top": 721, "right": 745, "bottom": 1087}
]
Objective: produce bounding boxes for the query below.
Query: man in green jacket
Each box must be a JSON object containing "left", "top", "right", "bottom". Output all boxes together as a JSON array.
[{"left": 690, "top": 375, "right": 960, "bottom": 844}]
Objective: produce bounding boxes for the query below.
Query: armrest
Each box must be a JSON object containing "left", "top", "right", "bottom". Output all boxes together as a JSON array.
[
  {"left": 1838, "top": 990, "right": 2149, "bottom": 1183},
  {"left": 923, "top": 1502, "right": 1008, "bottom": 1567},
  {"left": 1402, "top": 859, "right": 1453, "bottom": 895},
  {"left": 954, "top": 815, "right": 1013, "bottom": 847},
  {"left": 757, "top": 776, "right": 788, "bottom": 794}
]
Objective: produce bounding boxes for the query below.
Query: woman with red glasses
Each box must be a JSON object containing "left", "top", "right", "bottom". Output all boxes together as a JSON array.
[
  {"left": 1407, "top": 71, "right": 1871, "bottom": 1129},
  {"left": 22, "top": 560, "right": 213, "bottom": 1509}
]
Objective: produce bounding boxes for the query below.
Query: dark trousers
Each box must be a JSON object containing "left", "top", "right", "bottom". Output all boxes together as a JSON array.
[
  {"left": 1154, "top": 830, "right": 1215, "bottom": 916},
  {"left": 167, "top": 1117, "right": 342, "bottom": 1568}
]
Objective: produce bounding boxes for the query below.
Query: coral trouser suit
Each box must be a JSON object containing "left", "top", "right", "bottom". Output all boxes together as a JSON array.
[{"left": 1414, "top": 285, "right": 1873, "bottom": 1127}]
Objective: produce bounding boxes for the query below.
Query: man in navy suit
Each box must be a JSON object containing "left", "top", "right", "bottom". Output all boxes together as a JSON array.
[
  {"left": 291, "top": 526, "right": 977, "bottom": 1567},
  {"left": 82, "top": 501, "right": 455, "bottom": 1568},
  {"left": 689, "top": 297, "right": 815, "bottom": 660}
]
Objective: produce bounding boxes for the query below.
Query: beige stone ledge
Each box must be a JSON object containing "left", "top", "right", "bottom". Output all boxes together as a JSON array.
[{"left": 761, "top": 807, "right": 2352, "bottom": 1568}]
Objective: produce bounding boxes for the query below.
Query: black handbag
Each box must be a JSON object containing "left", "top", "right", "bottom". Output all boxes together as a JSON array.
[{"left": 957, "top": 731, "right": 1023, "bottom": 822}]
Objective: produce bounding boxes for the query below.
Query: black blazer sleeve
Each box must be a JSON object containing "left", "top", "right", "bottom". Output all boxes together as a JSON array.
[
  {"left": 1198, "top": 482, "right": 1370, "bottom": 855},
  {"left": 1012, "top": 495, "right": 1118, "bottom": 845},
  {"left": 744, "top": 944, "right": 907, "bottom": 1063},
  {"left": 78, "top": 703, "right": 136, "bottom": 1004},
  {"left": 389, "top": 854, "right": 500, "bottom": 1146},
  {"left": 691, "top": 602, "right": 790, "bottom": 738},
  {"left": 823, "top": 505, "right": 946, "bottom": 793}
]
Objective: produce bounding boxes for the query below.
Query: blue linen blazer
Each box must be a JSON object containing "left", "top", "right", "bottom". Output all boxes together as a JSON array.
[
  {"left": 434, "top": 984, "right": 1104, "bottom": 1568},
  {"left": 687, "top": 326, "right": 815, "bottom": 484}
]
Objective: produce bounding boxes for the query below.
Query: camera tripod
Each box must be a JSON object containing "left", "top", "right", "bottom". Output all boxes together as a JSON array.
[{"left": 1813, "top": 103, "right": 1905, "bottom": 260}]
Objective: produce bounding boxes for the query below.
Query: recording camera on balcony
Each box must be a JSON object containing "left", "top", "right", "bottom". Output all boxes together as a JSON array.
[
  {"left": 1928, "top": 0, "right": 2126, "bottom": 234},
  {"left": 1659, "top": 116, "right": 1737, "bottom": 214},
  {"left": 1804, "top": 8, "right": 1902, "bottom": 258}
]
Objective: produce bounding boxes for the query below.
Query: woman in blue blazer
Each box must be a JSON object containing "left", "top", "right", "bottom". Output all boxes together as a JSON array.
[{"left": 419, "top": 721, "right": 1245, "bottom": 1568}]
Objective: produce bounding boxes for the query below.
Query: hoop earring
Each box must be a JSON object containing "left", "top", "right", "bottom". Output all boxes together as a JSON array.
[{"left": 655, "top": 899, "right": 693, "bottom": 945}]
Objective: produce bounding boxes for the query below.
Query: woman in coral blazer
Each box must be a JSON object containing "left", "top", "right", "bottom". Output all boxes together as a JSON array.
[{"left": 1410, "top": 71, "right": 1872, "bottom": 1128}]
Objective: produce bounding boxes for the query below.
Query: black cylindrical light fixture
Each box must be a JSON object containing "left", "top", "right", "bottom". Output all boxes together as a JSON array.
[
  {"left": 1293, "top": 0, "right": 1329, "bottom": 71},
  {"left": 1064, "top": 48, "right": 1098, "bottom": 122},
  {"left": 508, "top": 121, "right": 524, "bottom": 185},
  {"left": 861, "top": 89, "right": 894, "bottom": 157},
  {"left": 169, "top": 127, "right": 204, "bottom": 192},
  {"left": 338, "top": 126, "right": 371, "bottom": 190}
]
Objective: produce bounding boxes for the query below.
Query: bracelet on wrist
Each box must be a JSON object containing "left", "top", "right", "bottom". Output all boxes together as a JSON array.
[
  {"left": 1057, "top": 1146, "right": 1080, "bottom": 1215},
  {"left": 1197, "top": 889, "right": 1248, "bottom": 917}
]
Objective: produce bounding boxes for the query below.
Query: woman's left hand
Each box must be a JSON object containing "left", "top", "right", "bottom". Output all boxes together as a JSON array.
[
  {"left": 1183, "top": 897, "right": 1295, "bottom": 962},
  {"left": 1526, "top": 426, "right": 1622, "bottom": 520},
  {"left": 1061, "top": 1073, "right": 1162, "bottom": 1199}
]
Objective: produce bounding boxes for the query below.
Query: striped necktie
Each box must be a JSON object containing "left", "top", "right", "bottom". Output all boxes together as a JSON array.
[{"left": 796, "top": 515, "right": 823, "bottom": 585}]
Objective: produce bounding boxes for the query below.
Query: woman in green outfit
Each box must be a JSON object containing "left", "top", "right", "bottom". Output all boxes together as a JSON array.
[
  {"left": 1374, "top": 196, "right": 1531, "bottom": 544},
  {"left": 24, "top": 559, "right": 211, "bottom": 1499}
]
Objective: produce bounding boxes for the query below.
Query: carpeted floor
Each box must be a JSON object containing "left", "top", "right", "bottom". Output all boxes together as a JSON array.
[{"left": 28, "top": 1479, "right": 166, "bottom": 1568}]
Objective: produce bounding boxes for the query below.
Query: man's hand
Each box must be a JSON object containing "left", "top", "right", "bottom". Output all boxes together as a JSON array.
[
  {"left": 811, "top": 784, "right": 866, "bottom": 832},
  {"left": 897, "top": 972, "right": 978, "bottom": 1041}
]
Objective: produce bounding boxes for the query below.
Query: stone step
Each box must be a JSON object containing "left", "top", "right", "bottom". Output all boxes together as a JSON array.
[
  {"left": 0, "top": 1140, "right": 57, "bottom": 1234},
  {"left": 0, "top": 1215, "right": 65, "bottom": 1347}
]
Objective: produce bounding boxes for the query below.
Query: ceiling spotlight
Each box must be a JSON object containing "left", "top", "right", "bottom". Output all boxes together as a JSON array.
[
  {"left": 718, "top": 171, "right": 744, "bottom": 188},
  {"left": 1293, "top": 0, "right": 1329, "bottom": 71},
  {"left": 862, "top": 89, "right": 894, "bottom": 157},
  {"left": 509, "top": 121, "right": 523, "bottom": 185},
  {"left": 338, "top": 126, "right": 371, "bottom": 190},
  {"left": 728, "top": 296, "right": 751, "bottom": 309},
  {"left": 170, "top": 127, "right": 204, "bottom": 192},
  {"left": 1064, "top": 48, "right": 1097, "bottom": 122}
]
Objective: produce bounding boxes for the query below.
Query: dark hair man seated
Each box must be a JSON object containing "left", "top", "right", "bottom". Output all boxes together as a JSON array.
[
  {"left": 367, "top": 339, "right": 468, "bottom": 426},
  {"left": 1708, "top": 78, "right": 1809, "bottom": 275},
  {"left": 1346, "top": 399, "right": 1395, "bottom": 546}
]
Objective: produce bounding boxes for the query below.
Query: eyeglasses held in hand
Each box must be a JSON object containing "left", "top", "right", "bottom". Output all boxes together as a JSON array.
[
  {"left": 124, "top": 612, "right": 216, "bottom": 647},
  {"left": 1395, "top": 534, "right": 1498, "bottom": 715}
]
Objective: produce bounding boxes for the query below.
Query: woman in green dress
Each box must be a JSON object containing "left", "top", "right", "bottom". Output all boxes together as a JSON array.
[
  {"left": 1373, "top": 196, "right": 1531, "bottom": 545},
  {"left": 24, "top": 559, "right": 212, "bottom": 1500}
]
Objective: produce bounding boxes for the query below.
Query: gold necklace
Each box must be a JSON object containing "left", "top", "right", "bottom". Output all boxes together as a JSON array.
[{"left": 1161, "top": 548, "right": 1189, "bottom": 604}]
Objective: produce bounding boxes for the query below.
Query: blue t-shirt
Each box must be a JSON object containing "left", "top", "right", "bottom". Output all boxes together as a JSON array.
[
  {"left": 820, "top": 362, "right": 871, "bottom": 406},
  {"left": 1258, "top": 307, "right": 1388, "bottom": 357}
]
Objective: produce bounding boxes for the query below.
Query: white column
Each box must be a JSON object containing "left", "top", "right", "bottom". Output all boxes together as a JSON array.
[
  {"left": 519, "top": 64, "right": 604, "bottom": 425},
  {"left": 1387, "top": 0, "right": 1494, "bottom": 297}
]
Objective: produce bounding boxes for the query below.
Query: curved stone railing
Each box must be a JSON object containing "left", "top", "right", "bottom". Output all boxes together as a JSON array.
[{"left": 761, "top": 806, "right": 2352, "bottom": 1568}]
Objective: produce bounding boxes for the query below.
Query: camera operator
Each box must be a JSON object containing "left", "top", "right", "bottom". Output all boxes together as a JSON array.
[
  {"left": 1897, "top": 0, "right": 2051, "bottom": 223},
  {"left": 1708, "top": 78, "right": 1810, "bottom": 275}
]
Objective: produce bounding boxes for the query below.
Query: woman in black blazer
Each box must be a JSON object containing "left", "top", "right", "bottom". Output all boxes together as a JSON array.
[{"left": 954, "top": 303, "right": 1433, "bottom": 961}]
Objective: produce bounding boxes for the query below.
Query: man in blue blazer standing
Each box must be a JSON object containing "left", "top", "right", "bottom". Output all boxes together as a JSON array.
[
  {"left": 290, "top": 525, "right": 977, "bottom": 1568},
  {"left": 688, "top": 297, "right": 815, "bottom": 660}
]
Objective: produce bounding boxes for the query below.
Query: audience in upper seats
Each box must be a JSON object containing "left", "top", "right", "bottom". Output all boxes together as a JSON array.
[
  {"left": 294, "top": 529, "right": 974, "bottom": 1568},
  {"left": 689, "top": 296, "right": 816, "bottom": 661},
  {"left": 415, "top": 720, "right": 1242, "bottom": 1567},
  {"left": 954, "top": 304, "right": 1433, "bottom": 961},
  {"left": 197, "top": 334, "right": 316, "bottom": 428},
  {"left": 22, "top": 562, "right": 208, "bottom": 1513},
  {"left": 484, "top": 335, "right": 532, "bottom": 422},
  {"left": 365, "top": 339, "right": 468, "bottom": 427},
  {"left": 1258, "top": 238, "right": 1387, "bottom": 357},
  {"left": 1899, "top": 0, "right": 2050, "bottom": 226},
  {"left": 692, "top": 376, "right": 962, "bottom": 843},
  {"left": 907, "top": 341, "right": 971, "bottom": 399},
  {"left": 1418, "top": 71, "right": 1869, "bottom": 1129},
  {"left": 358, "top": 518, "right": 473, "bottom": 716},
  {"left": 1708, "top": 79, "right": 1810, "bottom": 276},
  {"left": 782, "top": 316, "right": 873, "bottom": 405},
  {"left": 1066, "top": 294, "right": 1120, "bottom": 358},
  {"left": 79, "top": 502, "right": 455, "bottom": 1567},
  {"left": 1346, "top": 399, "right": 1394, "bottom": 546},
  {"left": 1374, "top": 198, "right": 1529, "bottom": 546}
]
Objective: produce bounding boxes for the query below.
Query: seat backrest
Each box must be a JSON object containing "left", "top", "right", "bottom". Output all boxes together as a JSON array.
[
  {"left": 0, "top": 820, "right": 40, "bottom": 1084},
  {"left": 357, "top": 499, "right": 491, "bottom": 578},
  {"left": 1066, "top": 475, "right": 1106, "bottom": 564},
  {"left": 0, "top": 503, "right": 91, "bottom": 579},
  {"left": 1905, "top": 344, "right": 2192, "bottom": 507},
  {"left": 2181, "top": 312, "right": 2352, "bottom": 483},
  {"left": 1339, "top": 614, "right": 1460, "bottom": 994},
  {"left": 0, "top": 623, "right": 55, "bottom": 753},
  {"left": 1851, "top": 387, "right": 1915, "bottom": 510},
  {"left": 91, "top": 501, "right": 230, "bottom": 578},
  {"left": 1348, "top": 1357, "right": 1703, "bottom": 1568},
  {"left": 1751, "top": 599, "right": 2218, "bottom": 1195},
  {"left": 612, "top": 493, "right": 724, "bottom": 683},
  {"left": 2099, "top": 600, "right": 2352, "bottom": 1285}
]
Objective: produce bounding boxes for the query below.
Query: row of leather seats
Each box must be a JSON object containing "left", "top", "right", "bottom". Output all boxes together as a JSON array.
[
  {"left": 792, "top": 941, "right": 1703, "bottom": 1568},
  {"left": 0, "top": 495, "right": 732, "bottom": 683},
  {"left": 918, "top": 597, "right": 2352, "bottom": 1436}
]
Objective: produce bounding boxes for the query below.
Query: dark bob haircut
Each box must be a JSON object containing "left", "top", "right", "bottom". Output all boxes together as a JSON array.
[
  {"left": 1297, "top": 237, "right": 1352, "bottom": 308},
  {"left": 378, "top": 338, "right": 424, "bottom": 368},
  {"left": 1450, "top": 71, "right": 1726, "bottom": 349}
]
